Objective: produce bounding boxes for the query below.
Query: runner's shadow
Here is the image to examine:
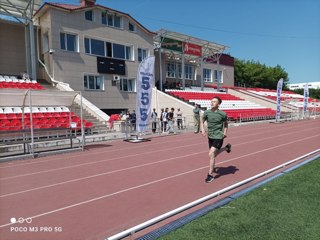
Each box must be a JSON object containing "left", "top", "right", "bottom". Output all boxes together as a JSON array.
[{"left": 214, "top": 166, "right": 239, "bottom": 179}]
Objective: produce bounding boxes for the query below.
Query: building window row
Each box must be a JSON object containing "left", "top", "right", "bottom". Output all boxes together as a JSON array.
[
  {"left": 60, "top": 33, "right": 77, "bottom": 52},
  {"left": 83, "top": 74, "right": 137, "bottom": 92},
  {"left": 101, "top": 12, "right": 122, "bottom": 28},
  {"left": 120, "top": 78, "right": 136, "bottom": 92},
  {"left": 59, "top": 32, "right": 149, "bottom": 62},
  {"left": 166, "top": 62, "right": 195, "bottom": 80},
  {"left": 203, "top": 68, "right": 211, "bottom": 82},
  {"left": 84, "top": 74, "right": 104, "bottom": 90},
  {"left": 84, "top": 37, "right": 133, "bottom": 61},
  {"left": 86, "top": 10, "right": 133, "bottom": 31},
  {"left": 203, "top": 69, "right": 223, "bottom": 83},
  {"left": 214, "top": 70, "right": 223, "bottom": 83}
]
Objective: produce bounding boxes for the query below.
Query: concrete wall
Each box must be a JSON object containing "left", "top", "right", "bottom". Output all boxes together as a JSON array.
[
  {"left": 0, "top": 20, "right": 26, "bottom": 76},
  {"left": 38, "top": 7, "right": 154, "bottom": 112}
]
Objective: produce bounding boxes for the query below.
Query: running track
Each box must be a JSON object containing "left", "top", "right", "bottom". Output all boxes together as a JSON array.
[{"left": 0, "top": 119, "right": 319, "bottom": 240}]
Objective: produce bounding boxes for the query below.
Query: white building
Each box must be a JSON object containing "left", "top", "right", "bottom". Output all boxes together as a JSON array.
[{"left": 287, "top": 82, "right": 320, "bottom": 90}]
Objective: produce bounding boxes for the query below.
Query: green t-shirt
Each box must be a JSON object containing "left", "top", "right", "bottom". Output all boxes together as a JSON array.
[{"left": 202, "top": 109, "right": 228, "bottom": 139}]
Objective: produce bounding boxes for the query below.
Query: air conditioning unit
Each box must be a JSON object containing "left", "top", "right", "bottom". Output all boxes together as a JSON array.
[{"left": 113, "top": 75, "right": 120, "bottom": 81}]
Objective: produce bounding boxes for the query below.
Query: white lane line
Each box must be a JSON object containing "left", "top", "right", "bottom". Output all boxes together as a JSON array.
[
  {"left": 0, "top": 134, "right": 318, "bottom": 228},
  {"left": 1, "top": 133, "right": 319, "bottom": 201},
  {"left": 1, "top": 127, "right": 319, "bottom": 181},
  {"left": 1, "top": 120, "right": 317, "bottom": 169}
]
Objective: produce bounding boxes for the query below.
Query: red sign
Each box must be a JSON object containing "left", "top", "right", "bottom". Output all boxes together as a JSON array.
[{"left": 183, "top": 42, "right": 202, "bottom": 57}]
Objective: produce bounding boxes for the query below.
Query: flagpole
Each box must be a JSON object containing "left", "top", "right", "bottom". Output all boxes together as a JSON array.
[
  {"left": 275, "top": 78, "right": 283, "bottom": 123},
  {"left": 303, "top": 82, "right": 309, "bottom": 119}
]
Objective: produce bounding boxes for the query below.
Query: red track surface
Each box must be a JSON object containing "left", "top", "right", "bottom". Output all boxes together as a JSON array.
[{"left": 0, "top": 119, "right": 319, "bottom": 240}]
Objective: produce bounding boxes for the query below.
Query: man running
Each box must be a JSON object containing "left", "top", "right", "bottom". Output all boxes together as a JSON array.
[{"left": 201, "top": 96, "right": 232, "bottom": 183}]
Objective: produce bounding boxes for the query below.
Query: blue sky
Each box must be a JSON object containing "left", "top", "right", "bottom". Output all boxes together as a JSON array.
[{"left": 45, "top": 0, "right": 320, "bottom": 83}]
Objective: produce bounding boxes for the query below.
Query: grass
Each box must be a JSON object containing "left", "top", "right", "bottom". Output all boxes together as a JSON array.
[{"left": 160, "top": 158, "right": 320, "bottom": 240}]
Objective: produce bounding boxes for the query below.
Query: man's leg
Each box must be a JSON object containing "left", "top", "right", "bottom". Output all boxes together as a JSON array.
[
  {"left": 194, "top": 116, "right": 199, "bottom": 133},
  {"left": 205, "top": 147, "right": 217, "bottom": 183},
  {"left": 208, "top": 147, "right": 218, "bottom": 175},
  {"left": 214, "top": 143, "right": 232, "bottom": 157}
]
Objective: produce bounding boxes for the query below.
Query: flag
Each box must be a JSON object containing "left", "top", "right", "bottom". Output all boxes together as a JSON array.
[
  {"left": 136, "top": 56, "right": 155, "bottom": 132},
  {"left": 275, "top": 78, "right": 283, "bottom": 121},
  {"left": 303, "top": 83, "right": 309, "bottom": 116}
]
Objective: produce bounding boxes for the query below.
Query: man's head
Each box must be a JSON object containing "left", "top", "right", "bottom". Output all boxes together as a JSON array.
[{"left": 211, "top": 96, "right": 222, "bottom": 109}]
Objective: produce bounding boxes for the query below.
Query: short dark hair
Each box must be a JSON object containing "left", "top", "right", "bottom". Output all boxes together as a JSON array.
[{"left": 213, "top": 96, "right": 222, "bottom": 104}]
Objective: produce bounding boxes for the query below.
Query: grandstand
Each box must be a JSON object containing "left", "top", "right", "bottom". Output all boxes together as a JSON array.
[
  {"left": 244, "top": 88, "right": 320, "bottom": 110},
  {"left": 1, "top": 0, "right": 319, "bottom": 159},
  {"left": 0, "top": 87, "right": 97, "bottom": 156},
  {"left": 0, "top": 75, "right": 45, "bottom": 90},
  {"left": 165, "top": 89, "right": 277, "bottom": 121}
]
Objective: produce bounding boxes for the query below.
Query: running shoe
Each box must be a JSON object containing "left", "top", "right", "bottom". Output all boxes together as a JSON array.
[
  {"left": 205, "top": 174, "right": 214, "bottom": 183},
  {"left": 226, "top": 143, "right": 232, "bottom": 153}
]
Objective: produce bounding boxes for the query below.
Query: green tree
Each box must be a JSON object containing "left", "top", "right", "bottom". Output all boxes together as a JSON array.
[
  {"left": 234, "top": 59, "right": 289, "bottom": 89},
  {"left": 292, "top": 88, "right": 320, "bottom": 100}
]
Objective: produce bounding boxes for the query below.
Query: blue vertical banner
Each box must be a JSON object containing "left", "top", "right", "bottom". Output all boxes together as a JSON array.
[
  {"left": 275, "top": 78, "right": 283, "bottom": 122},
  {"left": 303, "top": 83, "right": 309, "bottom": 116},
  {"left": 136, "top": 56, "right": 155, "bottom": 133}
]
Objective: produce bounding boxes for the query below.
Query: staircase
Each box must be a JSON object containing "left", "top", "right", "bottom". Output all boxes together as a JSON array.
[
  {"left": 71, "top": 102, "right": 112, "bottom": 135},
  {"left": 37, "top": 79, "right": 112, "bottom": 135}
]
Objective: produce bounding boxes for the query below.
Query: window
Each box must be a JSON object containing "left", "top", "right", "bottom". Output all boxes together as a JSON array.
[
  {"left": 177, "top": 63, "right": 182, "bottom": 78},
  {"left": 113, "top": 43, "right": 132, "bottom": 60},
  {"left": 105, "top": 14, "right": 122, "bottom": 28},
  {"left": 101, "top": 12, "right": 107, "bottom": 24},
  {"left": 167, "top": 62, "right": 194, "bottom": 79},
  {"left": 84, "top": 75, "right": 104, "bottom": 90},
  {"left": 114, "top": 15, "right": 121, "bottom": 28},
  {"left": 84, "top": 38, "right": 90, "bottom": 54},
  {"left": 107, "top": 14, "right": 113, "bottom": 26},
  {"left": 91, "top": 39, "right": 105, "bottom": 56},
  {"left": 138, "top": 48, "right": 148, "bottom": 62},
  {"left": 129, "top": 22, "right": 135, "bottom": 32},
  {"left": 60, "top": 33, "right": 77, "bottom": 52},
  {"left": 113, "top": 43, "right": 125, "bottom": 59},
  {"left": 166, "top": 62, "right": 176, "bottom": 78},
  {"left": 203, "top": 69, "right": 212, "bottom": 82},
  {"left": 85, "top": 37, "right": 133, "bottom": 60},
  {"left": 85, "top": 10, "right": 93, "bottom": 21},
  {"left": 214, "top": 70, "right": 223, "bottom": 83},
  {"left": 106, "top": 42, "right": 112, "bottom": 57},
  {"left": 185, "top": 64, "right": 194, "bottom": 80},
  {"left": 42, "top": 33, "right": 49, "bottom": 54},
  {"left": 120, "top": 78, "right": 136, "bottom": 92},
  {"left": 60, "top": 33, "right": 65, "bottom": 50},
  {"left": 125, "top": 46, "right": 132, "bottom": 60}
]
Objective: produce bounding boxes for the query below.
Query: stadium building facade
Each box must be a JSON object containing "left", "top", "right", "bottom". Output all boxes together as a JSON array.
[{"left": 1, "top": 0, "right": 235, "bottom": 115}]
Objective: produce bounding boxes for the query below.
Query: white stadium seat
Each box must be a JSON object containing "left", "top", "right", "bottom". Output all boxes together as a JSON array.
[{"left": 3, "top": 107, "right": 14, "bottom": 114}]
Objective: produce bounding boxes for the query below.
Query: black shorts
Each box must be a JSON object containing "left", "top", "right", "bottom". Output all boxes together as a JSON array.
[{"left": 208, "top": 138, "right": 224, "bottom": 149}]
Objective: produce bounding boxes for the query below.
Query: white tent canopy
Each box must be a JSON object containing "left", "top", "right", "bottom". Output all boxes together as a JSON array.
[
  {"left": 0, "top": 0, "right": 42, "bottom": 20},
  {"left": 0, "top": 89, "right": 79, "bottom": 107}
]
